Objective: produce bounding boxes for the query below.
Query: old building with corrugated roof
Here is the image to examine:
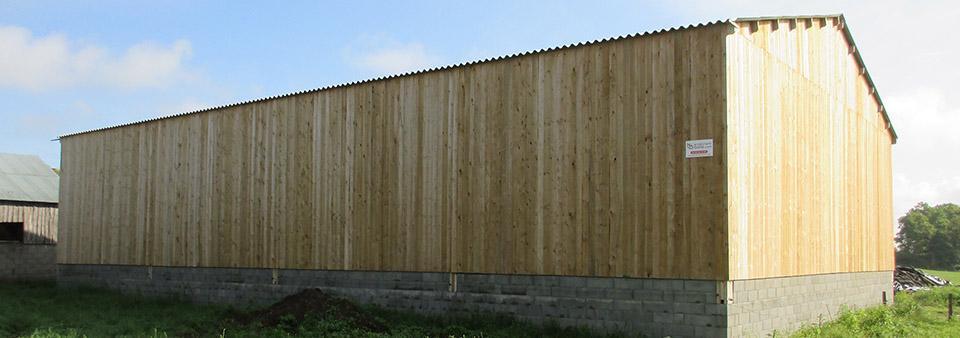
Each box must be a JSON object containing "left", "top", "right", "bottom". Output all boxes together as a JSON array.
[{"left": 0, "top": 153, "right": 59, "bottom": 280}]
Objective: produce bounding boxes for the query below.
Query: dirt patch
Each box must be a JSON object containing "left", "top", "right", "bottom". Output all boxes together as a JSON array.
[{"left": 232, "top": 288, "right": 386, "bottom": 333}]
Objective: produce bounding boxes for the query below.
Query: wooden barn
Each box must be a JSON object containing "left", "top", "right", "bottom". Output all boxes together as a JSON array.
[
  {"left": 57, "top": 15, "right": 894, "bottom": 337},
  {"left": 0, "top": 153, "right": 59, "bottom": 280}
]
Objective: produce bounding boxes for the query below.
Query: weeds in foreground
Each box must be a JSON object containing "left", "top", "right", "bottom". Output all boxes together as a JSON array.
[
  {"left": 11, "top": 281, "right": 960, "bottom": 337},
  {"left": 792, "top": 286, "right": 960, "bottom": 337}
]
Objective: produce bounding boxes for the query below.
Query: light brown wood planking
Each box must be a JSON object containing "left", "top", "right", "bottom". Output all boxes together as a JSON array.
[
  {"left": 726, "top": 18, "right": 894, "bottom": 280},
  {"left": 0, "top": 202, "right": 58, "bottom": 244},
  {"left": 58, "top": 24, "right": 731, "bottom": 280},
  {"left": 57, "top": 17, "right": 895, "bottom": 281}
]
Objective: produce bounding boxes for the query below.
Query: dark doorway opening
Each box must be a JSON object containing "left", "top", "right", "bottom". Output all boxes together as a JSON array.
[{"left": 0, "top": 222, "right": 24, "bottom": 242}]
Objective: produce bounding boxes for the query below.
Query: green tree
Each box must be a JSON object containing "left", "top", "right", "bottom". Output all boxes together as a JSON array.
[{"left": 896, "top": 202, "right": 960, "bottom": 269}]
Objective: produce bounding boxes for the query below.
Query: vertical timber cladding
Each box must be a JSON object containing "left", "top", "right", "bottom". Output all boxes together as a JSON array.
[
  {"left": 725, "top": 17, "right": 895, "bottom": 280},
  {"left": 58, "top": 23, "right": 730, "bottom": 280},
  {"left": 0, "top": 203, "right": 58, "bottom": 244}
]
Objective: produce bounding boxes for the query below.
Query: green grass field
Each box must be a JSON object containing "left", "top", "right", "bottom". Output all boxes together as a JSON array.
[
  {"left": 0, "top": 282, "right": 615, "bottom": 338},
  {"left": 790, "top": 285, "right": 960, "bottom": 337},
  {"left": 7, "top": 280, "right": 960, "bottom": 337},
  {"left": 920, "top": 269, "right": 960, "bottom": 284}
]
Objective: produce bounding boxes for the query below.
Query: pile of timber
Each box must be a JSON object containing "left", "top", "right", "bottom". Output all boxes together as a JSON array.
[{"left": 895, "top": 266, "right": 951, "bottom": 292}]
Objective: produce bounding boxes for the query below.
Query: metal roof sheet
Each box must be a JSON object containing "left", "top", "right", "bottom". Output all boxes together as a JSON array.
[
  {"left": 57, "top": 19, "right": 733, "bottom": 139},
  {"left": 57, "top": 14, "right": 894, "bottom": 142},
  {"left": 0, "top": 153, "right": 59, "bottom": 204}
]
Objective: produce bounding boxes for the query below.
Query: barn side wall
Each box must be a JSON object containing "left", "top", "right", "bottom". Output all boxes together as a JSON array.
[
  {"left": 725, "top": 17, "right": 895, "bottom": 279},
  {"left": 0, "top": 202, "right": 58, "bottom": 280},
  {"left": 0, "top": 201, "right": 59, "bottom": 244},
  {"left": 57, "top": 24, "right": 731, "bottom": 280}
]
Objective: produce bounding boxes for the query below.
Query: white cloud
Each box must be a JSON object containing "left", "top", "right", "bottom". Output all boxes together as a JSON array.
[
  {"left": 345, "top": 35, "right": 442, "bottom": 75},
  {"left": 162, "top": 98, "right": 211, "bottom": 115},
  {"left": 11, "top": 100, "right": 101, "bottom": 140},
  {"left": 0, "top": 25, "right": 194, "bottom": 90},
  {"left": 888, "top": 88, "right": 960, "bottom": 222}
]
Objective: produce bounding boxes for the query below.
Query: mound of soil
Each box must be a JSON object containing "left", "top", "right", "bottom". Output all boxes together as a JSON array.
[{"left": 234, "top": 288, "right": 385, "bottom": 333}]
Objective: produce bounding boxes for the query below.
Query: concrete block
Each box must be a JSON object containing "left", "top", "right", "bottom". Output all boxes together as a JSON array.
[
  {"left": 684, "top": 280, "right": 716, "bottom": 292},
  {"left": 676, "top": 302, "right": 705, "bottom": 315},
  {"left": 605, "top": 288, "right": 632, "bottom": 300},
  {"left": 652, "top": 312, "right": 683, "bottom": 324},
  {"left": 510, "top": 275, "right": 533, "bottom": 285},
  {"left": 534, "top": 275, "right": 560, "bottom": 287},
  {"left": 696, "top": 326, "right": 727, "bottom": 337},
  {"left": 585, "top": 277, "right": 614, "bottom": 289},
  {"left": 558, "top": 276, "right": 585, "bottom": 288},
  {"left": 662, "top": 324, "right": 695, "bottom": 337},
  {"left": 613, "top": 278, "right": 644, "bottom": 290},
  {"left": 675, "top": 291, "right": 711, "bottom": 304},
  {"left": 642, "top": 300, "right": 674, "bottom": 313},
  {"left": 687, "top": 314, "right": 723, "bottom": 327},
  {"left": 576, "top": 287, "right": 606, "bottom": 299},
  {"left": 633, "top": 289, "right": 663, "bottom": 301}
]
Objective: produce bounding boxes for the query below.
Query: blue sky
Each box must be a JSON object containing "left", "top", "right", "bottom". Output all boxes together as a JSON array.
[
  {"left": 0, "top": 1, "right": 687, "bottom": 162},
  {"left": 1, "top": 0, "right": 958, "bottom": 221}
]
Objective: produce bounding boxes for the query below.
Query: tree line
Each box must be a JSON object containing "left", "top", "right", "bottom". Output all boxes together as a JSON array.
[{"left": 896, "top": 202, "right": 960, "bottom": 270}]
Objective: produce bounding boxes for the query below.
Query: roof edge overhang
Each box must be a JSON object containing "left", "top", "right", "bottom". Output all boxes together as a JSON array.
[
  {"left": 58, "top": 14, "right": 895, "bottom": 144},
  {"left": 0, "top": 199, "right": 58, "bottom": 206},
  {"left": 57, "top": 19, "right": 734, "bottom": 140},
  {"left": 734, "top": 14, "right": 898, "bottom": 143}
]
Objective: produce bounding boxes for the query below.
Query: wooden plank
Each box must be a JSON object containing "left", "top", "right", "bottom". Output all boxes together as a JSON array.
[
  {"left": 726, "top": 20, "right": 894, "bottom": 279},
  {"left": 59, "top": 25, "right": 735, "bottom": 280},
  {"left": 0, "top": 203, "right": 58, "bottom": 244}
]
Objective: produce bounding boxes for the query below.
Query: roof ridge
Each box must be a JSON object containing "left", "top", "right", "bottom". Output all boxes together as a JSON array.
[
  {"left": 58, "top": 19, "right": 733, "bottom": 139},
  {"left": 60, "top": 14, "right": 892, "bottom": 141}
]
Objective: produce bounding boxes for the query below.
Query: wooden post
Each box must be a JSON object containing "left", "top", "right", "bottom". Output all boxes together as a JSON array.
[{"left": 949, "top": 294, "right": 954, "bottom": 320}]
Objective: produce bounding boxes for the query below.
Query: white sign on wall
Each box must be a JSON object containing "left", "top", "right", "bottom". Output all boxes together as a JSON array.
[{"left": 685, "top": 139, "right": 713, "bottom": 158}]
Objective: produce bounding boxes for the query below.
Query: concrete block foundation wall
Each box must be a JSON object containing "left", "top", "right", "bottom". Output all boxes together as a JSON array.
[
  {"left": 727, "top": 271, "right": 893, "bottom": 337},
  {"left": 58, "top": 264, "right": 725, "bottom": 336},
  {"left": 57, "top": 265, "right": 891, "bottom": 337},
  {"left": 0, "top": 243, "right": 56, "bottom": 280}
]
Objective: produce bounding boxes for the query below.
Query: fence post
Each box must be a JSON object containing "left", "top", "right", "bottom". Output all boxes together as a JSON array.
[{"left": 949, "top": 294, "right": 954, "bottom": 320}]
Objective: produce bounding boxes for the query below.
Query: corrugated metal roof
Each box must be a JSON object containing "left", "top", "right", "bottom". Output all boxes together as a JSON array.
[
  {"left": 57, "top": 19, "right": 733, "bottom": 139},
  {"left": 56, "top": 14, "right": 894, "bottom": 142},
  {"left": 0, "top": 153, "right": 59, "bottom": 204}
]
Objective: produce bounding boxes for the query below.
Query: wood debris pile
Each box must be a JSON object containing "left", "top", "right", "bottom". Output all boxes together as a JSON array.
[{"left": 895, "top": 266, "right": 951, "bottom": 292}]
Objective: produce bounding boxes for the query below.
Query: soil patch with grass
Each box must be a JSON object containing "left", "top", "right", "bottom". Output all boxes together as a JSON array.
[{"left": 231, "top": 288, "right": 386, "bottom": 333}]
